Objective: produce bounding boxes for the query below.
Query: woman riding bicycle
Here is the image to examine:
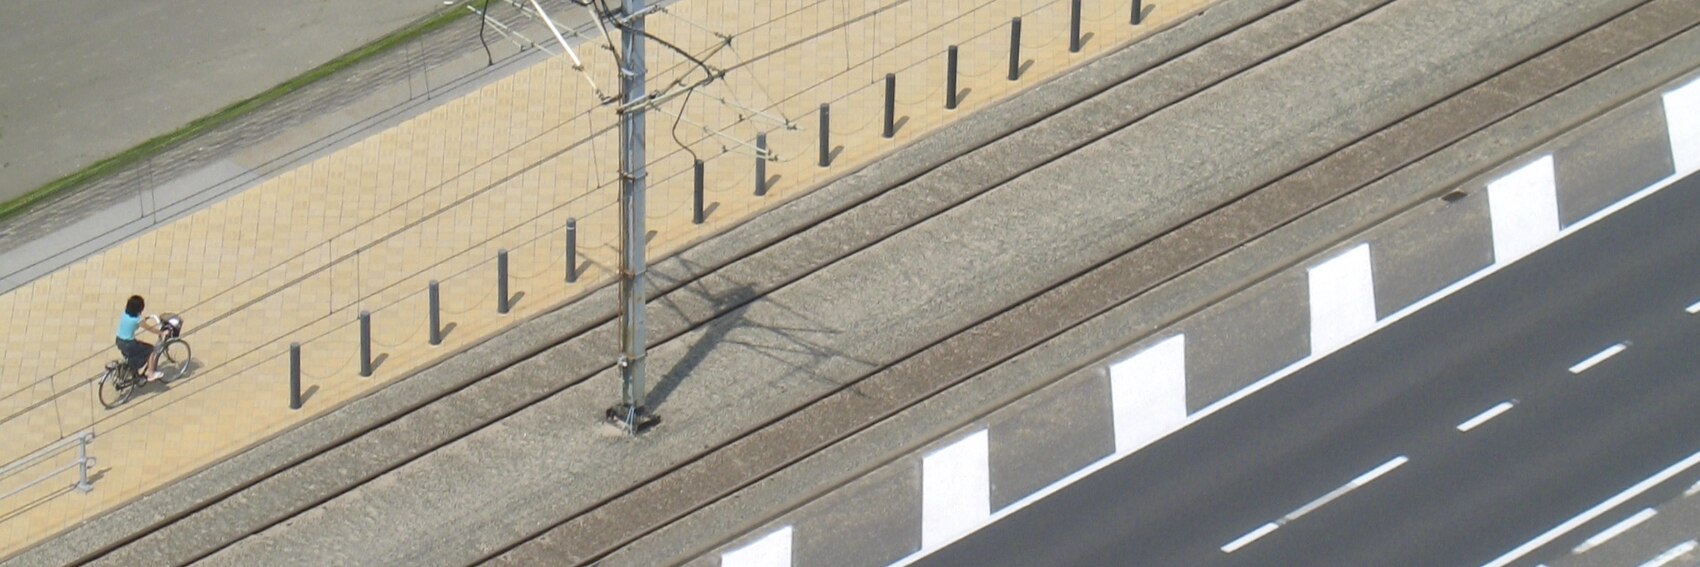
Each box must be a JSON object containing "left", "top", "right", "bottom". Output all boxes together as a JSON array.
[{"left": 115, "top": 295, "right": 164, "bottom": 382}]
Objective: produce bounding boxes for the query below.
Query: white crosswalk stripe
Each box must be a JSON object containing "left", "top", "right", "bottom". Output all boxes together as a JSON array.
[
  {"left": 1487, "top": 155, "right": 1561, "bottom": 264},
  {"left": 1110, "top": 334, "right": 1188, "bottom": 455},
  {"left": 1307, "top": 243, "right": 1377, "bottom": 355}
]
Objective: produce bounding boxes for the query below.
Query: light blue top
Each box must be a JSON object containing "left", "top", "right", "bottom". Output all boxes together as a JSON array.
[{"left": 116, "top": 313, "right": 140, "bottom": 341}]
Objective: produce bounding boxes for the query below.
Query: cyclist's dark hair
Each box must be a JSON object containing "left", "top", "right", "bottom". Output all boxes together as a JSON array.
[{"left": 125, "top": 295, "right": 145, "bottom": 317}]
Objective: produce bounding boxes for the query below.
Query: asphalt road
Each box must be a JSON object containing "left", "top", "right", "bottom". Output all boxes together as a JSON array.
[{"left": 921, "top": 169, "right": 1700, "bottom": 567}]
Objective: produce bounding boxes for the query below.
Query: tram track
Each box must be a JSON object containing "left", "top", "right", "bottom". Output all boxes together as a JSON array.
[
  {"left": 512, "top": 2, "right": 1700, "bottom": 564},
  {"left": 21, "top": 0, "right": 1698, "bottom": 564},
  {"left": 20, "top": 2, "right": 1301, "bottom": 564}
]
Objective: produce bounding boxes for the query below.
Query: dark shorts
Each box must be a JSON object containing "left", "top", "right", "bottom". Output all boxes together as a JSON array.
[{"left": 116, "top": 338, "right": 152, "bottom": 369}]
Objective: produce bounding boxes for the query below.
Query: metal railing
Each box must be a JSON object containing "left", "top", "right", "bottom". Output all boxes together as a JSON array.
[{"left": 0, "top": 431, "right": 96, "bottom": 502}]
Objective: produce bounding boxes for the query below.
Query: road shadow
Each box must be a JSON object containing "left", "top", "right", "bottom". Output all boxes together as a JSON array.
[{"left": 955, "top": 88, "right": 974, "bottom": 107}]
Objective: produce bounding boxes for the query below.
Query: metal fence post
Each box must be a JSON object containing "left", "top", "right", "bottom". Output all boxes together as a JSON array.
[
  {"left": 692, "top": 161, "right": 706, "bottom": 224},
  {"left": 565, "top": 218, "right": 578, "bottom": 283},
  {"left": 818, "top": 103, "right": 831, "bottom": 167},
  {"left": 1009, "top": 18, "right": 1023, "bottom": 81},
  {"left": 428, "top": 280, "right": 442, "bottom": 346},
  {"left": 497, "top": 249, "right": 510, "bottom": 315},
  {"left": 756, "top": 133, "right": 769, "bottom": 196},
  {"left": 1132, "top": 0, "right": 1144, "bottom": 24},
  {"left": 359, "top": 310, "right": 372, "bottom": 377},
  {"left": 289, "top": 342, "right": 302, "bottom": 410},
  {"left": 74, "top": 433, "right": 94, "bottom": 493},
  {"left": 883, "top": 73, "right": 897, "bottom": 138},
  {"left": 1070, "top": 0, "right": 1083, "bottom": 53},
  {"left": 947, "top": 46, "right": 959, "bottom": 110}
]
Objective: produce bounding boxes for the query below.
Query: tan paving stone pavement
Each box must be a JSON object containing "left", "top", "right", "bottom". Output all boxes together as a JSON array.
[{"left": 0, "top": 0, "right": 1211, "bottom": 556}]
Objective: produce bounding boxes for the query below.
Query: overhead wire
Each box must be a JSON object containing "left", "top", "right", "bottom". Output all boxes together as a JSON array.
[
  {"left": 470, "top": 1, "right": 558, "bottom": 56},
  {"left": 563, "top": 0, "right": 803, "bottom": 163},
  {"left": 533, "top": 0, "right": 609, "bottom": 101},
  {"left": 581, "top": 0, "right": 731, "bottom": 164},
  {"left": 479, "top": 0, "right": 495, "bottom": 65}
]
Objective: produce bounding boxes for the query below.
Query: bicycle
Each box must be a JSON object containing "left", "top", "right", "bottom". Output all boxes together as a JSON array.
[{"left": 97, "top": 314, "right": 192, "bottom": 409}]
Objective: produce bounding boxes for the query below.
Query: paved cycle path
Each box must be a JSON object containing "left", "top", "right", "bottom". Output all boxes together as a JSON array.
[{"left": 0, "top": 0, "right": 1181, "bottom": 558}]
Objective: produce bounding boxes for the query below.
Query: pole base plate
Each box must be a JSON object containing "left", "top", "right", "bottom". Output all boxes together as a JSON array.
[{"left": 605, "top": 404, "right": 660, "bottom": 434}]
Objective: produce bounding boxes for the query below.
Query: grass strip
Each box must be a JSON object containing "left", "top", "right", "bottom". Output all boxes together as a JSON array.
[{"left": 0, "top": 1, "right": 480, "bottom": 224}]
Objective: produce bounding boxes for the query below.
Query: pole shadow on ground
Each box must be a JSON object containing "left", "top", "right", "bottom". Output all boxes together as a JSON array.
[{"left": 645, "top": 261, "right": 879, "bottom": 412}]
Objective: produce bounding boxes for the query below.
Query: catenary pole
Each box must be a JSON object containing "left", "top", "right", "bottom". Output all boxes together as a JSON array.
[{"left": 614, "top": 0, "right": 651, "bottom": 432}]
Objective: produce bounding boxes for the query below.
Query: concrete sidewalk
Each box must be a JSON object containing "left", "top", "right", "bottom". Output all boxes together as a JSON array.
[{"left": 0, "top": 0, "right": 1174, "bottom": 559}]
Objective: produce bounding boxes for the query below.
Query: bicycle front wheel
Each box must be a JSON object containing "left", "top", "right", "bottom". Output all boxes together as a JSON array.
[
  {"left": 97, "top": 366, "right": 134, "bottom": 409},
  {"left": 157, "top": 339, "right": 192, "bottom": 381}
]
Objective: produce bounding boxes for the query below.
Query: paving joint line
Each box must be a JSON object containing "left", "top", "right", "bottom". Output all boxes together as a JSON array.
[{"left": 28, "top": 2, "right": 1277, "bottom": 564}]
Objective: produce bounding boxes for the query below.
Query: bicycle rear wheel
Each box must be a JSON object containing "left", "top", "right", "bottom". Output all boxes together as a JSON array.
[
  {"left": 97, "top": 365, "right": 135, "bottom": 409},
  {"left": 156, "top": 339, "right": 192, "bottom": 381}
]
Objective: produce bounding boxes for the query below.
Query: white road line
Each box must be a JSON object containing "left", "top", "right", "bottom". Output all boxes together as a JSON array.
[
  {"left": 1569, "top": 343, "right": 1628, "bottom": 374},
  {"left": 1482, "top": 448, "right": 1700, "bottom": 567},
  {"left": 722, "top": 526, "right": 793, "bottom": 567},
  {"left": 1308, "top": 243, "right": 1378, "bottom": 355},
  {"left": 1220, "top": 456, "right": 1408, "bottom": 554},
  {"left": 1686, "top": 478, "right": 1700, "bottom": 497},
  {"left": 1685, "top": 298, "right": 1700, "bottom": 314},
  {"left": 886, "top": 82, "right": 1700, "bottom": 567},
  {"left": 1572, "top": 508, "right": 1657, "bottom": 554},
  {"left": 1221, "top": 522, "right": 1279, "bottom": 553},
  {"left": 1287, "top": 456, "right": 1408, "bottom": 521},
  {"left": 921, "top": 429, "right": 990, "bottom": 550},
  {"left": 1109, "top": 335, "right": 1187, "bottom": 455},
  {"left": 1487, "top": 155, "right": 1561, "bottom": 264},
  {"left": 1639, "top": 539, "right": 1698, "bottom": 567},
  {"left": 1457, "top": 401, "right": 1517, "bottom": 432},
  {"left": 1665, "top": 75, "right": 1700, "bottom": 177}
]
